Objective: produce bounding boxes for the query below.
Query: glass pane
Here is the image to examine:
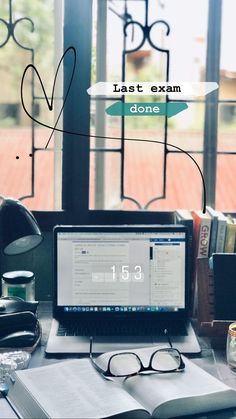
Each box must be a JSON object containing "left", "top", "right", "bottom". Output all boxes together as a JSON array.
[
  {"left": 106, "top": 2, "right": 123, "bottom": 83},
  {"left": 218, "top": 104, "right": 236, "bottom": 152},
  {"left": 164, "top": 0, "right": 208, "bottom": 89},
  {"left": 90, "top": 151, "right": 121, "bottom": 210},
  {"left": 216, "top": 155, "right": 236, "bottom": 211},
  {"left": 90, "top": 0, "right": 208, "bottom": 210},
  {"left": 23, "top": 149, "right": 54, "bottom": 210},
  {"left": 90, "top": 100, "right": 122, "bottom": 150},
  {"left": 168, "top": 103, "right": 205, "bottom": 152},
  {"left": 146, "top": 153, "right": 203, "bottom": 211},
  {"left": 0, "top": 126, "right": 32, "bottom": 198},
  {"left": 123, "top": 136, "right": 165, "bottom": 208},
  {"left": 219, "top": 0, "right": 236, "bottom": 100},
  {"left": 0, "top": 0, "right": 62, "bottom": 210},
  {"left": 216, "top": 104, "right": 236, "bottom": 211},
  {"left": 216, "top": 2, "right": 236, "bottom": 211}
]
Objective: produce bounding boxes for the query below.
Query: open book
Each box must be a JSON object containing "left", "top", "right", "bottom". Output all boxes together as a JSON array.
[{"left": 6, "top": 347, "right": 236, "bottom": 419}]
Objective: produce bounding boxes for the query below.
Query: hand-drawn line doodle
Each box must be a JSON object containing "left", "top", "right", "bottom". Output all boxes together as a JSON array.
[
  {"left": 20, "top": 46, "right": 206, "bottom": 213},
  {"left": 21, "top": 45, "right": 76, "bottom": 150}
]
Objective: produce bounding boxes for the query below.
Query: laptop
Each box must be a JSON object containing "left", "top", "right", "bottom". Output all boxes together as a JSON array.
[{"left": 46, "top": 225, "right": 200, "bottom": 354}]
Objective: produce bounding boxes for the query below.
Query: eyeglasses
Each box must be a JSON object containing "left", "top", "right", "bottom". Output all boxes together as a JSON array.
[{"left": 89, "top": 332, "right": 185, "bottom": 379}]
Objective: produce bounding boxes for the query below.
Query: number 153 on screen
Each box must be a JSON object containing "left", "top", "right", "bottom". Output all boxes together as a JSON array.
[{"left": 110, "top": 265, "right": 143, "bottom": 282}]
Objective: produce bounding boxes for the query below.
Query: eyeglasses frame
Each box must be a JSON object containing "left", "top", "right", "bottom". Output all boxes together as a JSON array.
[{"left": 89, "top": 336, "right": 185, "bottom": 378}]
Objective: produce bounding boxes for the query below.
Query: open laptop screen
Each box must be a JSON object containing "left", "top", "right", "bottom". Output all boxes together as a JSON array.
[{"left": 55, "top": 226, "right": 187, "bottom": 314}]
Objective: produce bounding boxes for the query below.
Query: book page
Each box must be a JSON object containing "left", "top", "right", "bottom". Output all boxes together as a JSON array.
[
  {"left": 123, "top": 357, "right": 235, "bottom": 417},
  {"left": 11, "top": 359, "right": 149, "bottom": 419},
  {"left": 97, "top": 349, "right": 236, "bottom": 417}
]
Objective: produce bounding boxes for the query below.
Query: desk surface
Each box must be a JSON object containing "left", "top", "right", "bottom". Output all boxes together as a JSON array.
[{"left": 1, "top": 302, "right": 236, "bottom": 419}]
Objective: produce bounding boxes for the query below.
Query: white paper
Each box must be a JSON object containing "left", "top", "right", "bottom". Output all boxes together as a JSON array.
[
  {"left": 14, "top": 359, "right": 146, "bottom": 419},
  {"left": 123, "top": 357, "right": 234, "bottom": 416}
]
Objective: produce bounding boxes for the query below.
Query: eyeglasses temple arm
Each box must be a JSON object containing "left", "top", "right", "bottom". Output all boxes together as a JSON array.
[
  {"left": 89, "top": 336, "right": 108, "bottom": 376},
  {"left": 90, "top": 354, "right": 106, "bottom": 374},
  {"left": 164, "top": 329, "right": 173, "bottom": 348},
  {"left": 89, "top": 335, "right": 94, "bottom": 354},
  {"left": 179, "top": 356, "right": 185, "bottom": 370}
]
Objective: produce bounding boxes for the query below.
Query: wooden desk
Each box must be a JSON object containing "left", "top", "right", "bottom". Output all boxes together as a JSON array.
[{"left": 1, "top": 302, "right": 236, "bottom": 419}]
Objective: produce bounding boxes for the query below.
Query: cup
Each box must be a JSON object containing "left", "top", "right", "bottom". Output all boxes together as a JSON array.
[
  {"left": 226, "top": 322, "right": 236, "bottom": 372},
  {"left": 1, "top": 271, "right": 35, "bottom": 301}
]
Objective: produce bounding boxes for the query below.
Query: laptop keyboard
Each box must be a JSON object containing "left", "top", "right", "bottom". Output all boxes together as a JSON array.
[{"left": 57, "top": 321, "right": 187, "bottom": 337}]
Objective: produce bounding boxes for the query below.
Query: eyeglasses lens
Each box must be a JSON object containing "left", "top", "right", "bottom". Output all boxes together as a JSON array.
[
  {"left": 151, "top": 349, "right": 181, "bottom": 372},
  {"left": 109, "top": 353, "right": 141, "bottom": 376}
]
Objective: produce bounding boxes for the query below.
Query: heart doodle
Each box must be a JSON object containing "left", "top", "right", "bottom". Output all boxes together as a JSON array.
[{"left": 21, "top": 45, "right": 76, "bottom": 150}]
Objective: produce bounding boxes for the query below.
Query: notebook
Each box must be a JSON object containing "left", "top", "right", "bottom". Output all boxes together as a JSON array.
[{"left": 46, "top": 225, "right": 200, "bottom": 354}]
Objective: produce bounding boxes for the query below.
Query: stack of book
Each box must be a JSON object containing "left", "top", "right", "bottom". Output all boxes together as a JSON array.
[
  {"left": 175, "top": 207, "right": 236, "bottom": 261},
  {"left": 175, "top": 207, "right": 236, "bottom": 314}
]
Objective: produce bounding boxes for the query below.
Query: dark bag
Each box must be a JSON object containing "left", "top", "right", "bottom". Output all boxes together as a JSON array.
[{"left": 0, "top": 297, "right": 41, "bottom": 352}]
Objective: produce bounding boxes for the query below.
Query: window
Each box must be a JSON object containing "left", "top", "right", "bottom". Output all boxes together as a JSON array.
[
  {"left": 89, "top": 0, "right": 208, "bottom": 211},
  {"left": 0, "top": 0, "right": 235, "bottom": 219},
  {"left": 0, "top": 0, "right": 62, "bottom": 211},
  {"left": 216, "top": 0, "right": 236, "bottom": 210}
]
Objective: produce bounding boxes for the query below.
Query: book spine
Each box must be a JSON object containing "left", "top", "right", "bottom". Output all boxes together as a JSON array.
[
  {"left": 209, "top": 217, "right": 218, "bottom": 256},
  {"left": 215, "top": 220, "right": 226, "bottom": 253},
  {"left": 224, "top": 224, "right": 236, "bottom": 253},
  {"left": 197, "top": 219, "right": 211, "bottom": 258}
]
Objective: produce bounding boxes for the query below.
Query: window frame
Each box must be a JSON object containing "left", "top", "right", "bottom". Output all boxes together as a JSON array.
[
  {"left": 34, "top": 0, "right": 225, "bottom": 229},
  {"left": 203, "top": 0, "right": 222, "bottom": 207},
  {"left": 34, "top": 0, "right": 173, "bottom": 230}
]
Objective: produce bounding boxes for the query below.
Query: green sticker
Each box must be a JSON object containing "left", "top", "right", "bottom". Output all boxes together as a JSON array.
[
  {"left": 106, "top": 102, "right": 188, "bottom": 117},
  {"left": 7, "top": 287, "right": 26, "bottom": 300}
]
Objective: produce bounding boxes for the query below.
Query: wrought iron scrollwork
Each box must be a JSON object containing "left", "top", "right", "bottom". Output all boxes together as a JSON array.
[
  {"left": 0, "top": 0, "right": 34, "bottom": 49},
  {"left": 124, "top": 18, "right": 170, "bottom": 54},
  {"left": 120, "top": 0, "right": 170, "bottom": 209},
  {"left": 0, "top": 0, "right": 35, "bottom": 201}
]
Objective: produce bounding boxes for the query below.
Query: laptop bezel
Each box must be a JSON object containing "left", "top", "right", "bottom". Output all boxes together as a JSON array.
[{"left": 53, "top": 225, "right": 189, "bottom": 321}]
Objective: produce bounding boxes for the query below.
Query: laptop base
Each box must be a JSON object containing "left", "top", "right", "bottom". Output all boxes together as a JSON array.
[{"left": 46, "top": 318, "right": 201, "bottom": 355}]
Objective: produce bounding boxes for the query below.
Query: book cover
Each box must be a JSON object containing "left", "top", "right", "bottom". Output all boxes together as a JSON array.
[
  {"left": 214, "top": 211, "right": 227, "bottom": 253},
  {"left": 206, "top": 206, "right": 218, "bottom": 256},
  {"left": 224, "top": 216, "right": 236, "bottom": 253},
  {"left": 192, "top": 210, "right": 212, "bottom": 259}
]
